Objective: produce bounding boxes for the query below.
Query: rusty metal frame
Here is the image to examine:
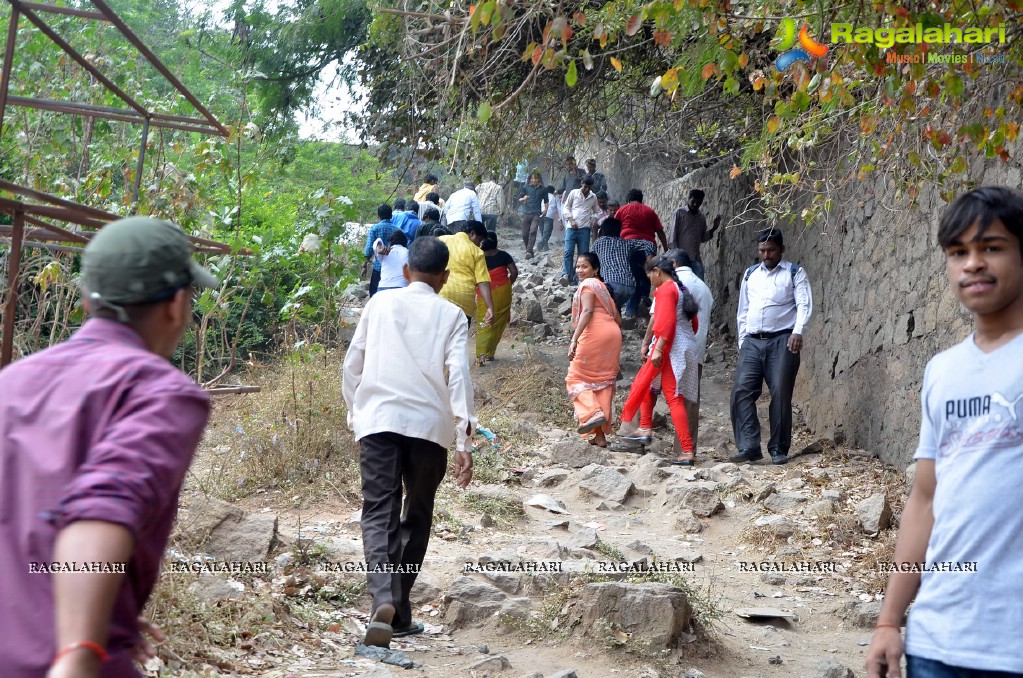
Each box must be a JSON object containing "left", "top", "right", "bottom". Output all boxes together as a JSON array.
[{"left": 0, "top": 0, "right": 238, "bottom": 367}]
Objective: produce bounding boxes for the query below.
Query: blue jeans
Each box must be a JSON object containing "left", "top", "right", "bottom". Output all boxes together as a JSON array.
[
  {"left": 625, "top": 273, "right": 650, "bottom": 317},
  {"left": 610, "top": 283, "right": 635, "bottom": 314},
  {"left": 691, "top": 259, "right": 706, "bottom": 281},
  {"left": 562, "top": 227, "right": 590, "bottom": 281},
  {"left": 908, "top": 655, "right": 1023, "bottom": 678}
]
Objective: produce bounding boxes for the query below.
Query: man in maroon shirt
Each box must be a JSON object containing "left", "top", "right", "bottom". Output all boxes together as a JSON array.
[
  {"left": 0, "top": 216, "right": 216, "bottom": 677},
  {"left": 617, "top": 188, "right": 668, "bottom": 317}
]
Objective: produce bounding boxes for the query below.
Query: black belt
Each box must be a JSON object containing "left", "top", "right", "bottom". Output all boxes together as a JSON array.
[{"left": 747, "top": 328, "right": 793, "bottom": 340}]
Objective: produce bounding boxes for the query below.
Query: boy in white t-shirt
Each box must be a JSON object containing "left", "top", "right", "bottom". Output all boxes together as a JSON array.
[
  {"left": 374, "top": 230, "right": 410, "bottom": 292},
  {"left": 866, "top": 186, "right": 1023, "bottom": 678}
]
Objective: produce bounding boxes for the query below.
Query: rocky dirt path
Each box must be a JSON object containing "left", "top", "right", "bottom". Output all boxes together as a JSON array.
[{"left": 168, "top": 234, "right": 907, "bottom": 678}]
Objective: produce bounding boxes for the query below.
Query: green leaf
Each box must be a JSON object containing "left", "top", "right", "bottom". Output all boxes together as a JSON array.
[
  {"left": 477, "top": 101, "right": 492, "bottom": 122},
  {"left": 565, "top": 59, "right": 578, "bottom": 87},
  {"left": 950, "top": 156, "right": 968, "bottom": 173}
]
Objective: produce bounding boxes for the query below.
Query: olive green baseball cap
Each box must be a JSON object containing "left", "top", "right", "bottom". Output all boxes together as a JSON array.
[{"left": 82, "top": 216, "right": 218, "bottom": 305}]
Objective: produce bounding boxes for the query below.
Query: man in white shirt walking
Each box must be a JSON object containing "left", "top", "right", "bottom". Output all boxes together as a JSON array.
[
  {"left": 477, "top": 173, "right": 505, "bottom": 232},
  {"left": 667, "top": 248, "right": 714, "bottom": 449},
  {"left": 729, "top": 229, "right": 812, "bottom": 465},
  {"left": 342, "top": 236, "right": 476, "bottom": 648},
  {"left": 444, "top": 181, "right": 483, "bottom": 224},
  {"left": 561, "top": 176, "right": 598, "bottom": 283}
]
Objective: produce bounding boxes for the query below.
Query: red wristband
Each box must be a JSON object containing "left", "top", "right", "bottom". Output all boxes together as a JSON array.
[
  {"left": 52, "top": 640, "right": 109, "bottom": 665},
  {"left": 875, "top": 622, "right": 901, "bottom": 630}
]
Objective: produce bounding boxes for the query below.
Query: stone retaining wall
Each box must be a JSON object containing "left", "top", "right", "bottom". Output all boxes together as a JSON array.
[{"left": 584, "top": 141, "right": 1022, "bottom": 467}]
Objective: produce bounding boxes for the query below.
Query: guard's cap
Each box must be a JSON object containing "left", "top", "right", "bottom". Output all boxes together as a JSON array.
[{"left": 82, "top": 216, "right": 218, "bottom": 306}]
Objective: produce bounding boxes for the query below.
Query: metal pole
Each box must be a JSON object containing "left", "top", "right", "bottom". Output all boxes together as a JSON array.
[
  {"left": 133, "top": 116, "right": 149, "bottom": 204},
  {"left": 0, "top": 5, "right": 21, "bottom": 136},
  {"left": 1, "top": 211, "right": 25, "bottom": 367}
]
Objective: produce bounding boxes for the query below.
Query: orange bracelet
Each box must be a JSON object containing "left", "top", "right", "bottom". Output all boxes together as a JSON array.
[
  {"left": 875, "top": 622, "right": 901, "bottom": 629},
  {"left": 51, "top": 640, "right": 109, "bottom": 665}
]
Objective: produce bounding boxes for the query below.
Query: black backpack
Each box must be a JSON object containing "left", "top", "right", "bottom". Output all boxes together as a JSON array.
[{"left": 743, "top": 262, "right": 801, "bottom": 283}]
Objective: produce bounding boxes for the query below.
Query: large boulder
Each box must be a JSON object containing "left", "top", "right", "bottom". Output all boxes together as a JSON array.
[
  {"left": 177, "top": 497, "right": 277, "bottom": 563},
  {"left": 443, "top": 576, "right": 508, "bottom": 626},
  {"left": 664, "top": 481, "right": 724, "bottom": 517},
  {"left": 551, "top": 439, "right": 609, "bottom": 469},
  {"left": 856, "top": 493, "right": 893, "bottom": 534},
  {"left": 578, "top": 464, "right": 635, "bottom": 503},
  {"left": 567, "top": 582, "right": 692, "bottom": 649}
]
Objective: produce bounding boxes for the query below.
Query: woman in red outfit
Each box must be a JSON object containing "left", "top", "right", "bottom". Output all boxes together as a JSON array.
[{"left": 619, "top": 257, "right": 700, "bottom": 465}]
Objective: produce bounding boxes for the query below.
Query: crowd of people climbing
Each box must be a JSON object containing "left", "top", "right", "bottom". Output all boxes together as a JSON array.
[
  {"left": 360, "top": 156, "right": 813, "bottom": 469},
  {"left": 2, "top": 133, "right": 1018, "bottom": 678}
]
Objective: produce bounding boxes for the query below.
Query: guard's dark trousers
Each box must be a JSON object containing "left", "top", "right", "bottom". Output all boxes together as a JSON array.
[
  {"left": 730, "top": 332, "right": 800, "bottom": 455},
  {"left": 360, "top": 432, "right": 447, "bottom": 628}
]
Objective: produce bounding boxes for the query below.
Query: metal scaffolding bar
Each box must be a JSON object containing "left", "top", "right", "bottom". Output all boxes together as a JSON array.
[
  {"left": 0, "top": 5, "right": 20, "bottom": 135},
  {"left": 1, "top": 211, "right": 25, "bottom": 366},
  {"left": 89, "top": 0, "right": 230, "bottom": 137},
  {"left": 19, "top": 2, "right": 105, "bottom": 20},
  {"left": 17, "top": 3, "right": 149, "bottom": 117},
  {"left": 7, "top": 96, "right": 223, "bottom": 134}
]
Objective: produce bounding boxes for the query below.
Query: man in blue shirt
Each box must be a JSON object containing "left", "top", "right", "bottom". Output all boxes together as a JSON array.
[
  {"left": 363, "top": 204, "right": 397, "bottom": 296},
  {"left": 399, "top": 201, "right": 422, "bottom": 243}
]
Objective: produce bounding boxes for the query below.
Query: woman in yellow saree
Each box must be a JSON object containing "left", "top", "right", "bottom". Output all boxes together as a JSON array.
[{"left": 566, "top": 252, "right": 623, "bottom": 447}]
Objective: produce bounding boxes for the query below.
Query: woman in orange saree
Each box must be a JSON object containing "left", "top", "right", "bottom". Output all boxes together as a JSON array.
[{"left": 566, "top": 252, "right": 623, "bottom": 447}]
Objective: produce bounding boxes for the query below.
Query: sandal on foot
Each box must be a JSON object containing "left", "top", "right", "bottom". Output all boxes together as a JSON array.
[
  {"left": 392, "top": 621, "right": 425, "bottom": 638},
  {"left": 363, "top": 603, "right": 395, "bottom": 648},
  {"left": 622, "top": 428, "right": 653, "bottom": 445},
  {"left": 588, "top": 436, "right": 608, "bottom": 448},
  {"left": 671, "top": 452, "right": 696, "bottom": 467},
  {"left": 577, "top": 413, "right": 606, "bottom": 434}
]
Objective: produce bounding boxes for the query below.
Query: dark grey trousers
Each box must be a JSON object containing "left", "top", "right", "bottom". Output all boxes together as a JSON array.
[
  {"left": 730, "top": 334, "right": 800, "bottom": 455},
  {"left": 360, "top": 432, "right": 447, "bottom": 628}
]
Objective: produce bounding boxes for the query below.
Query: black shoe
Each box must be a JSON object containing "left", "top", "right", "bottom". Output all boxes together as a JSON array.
[
  {"left": 771, "top": 453, "right": 789, "bottom": 465},
  {"left": 729, "top": 449, "right": 764, "bottom": 463}
]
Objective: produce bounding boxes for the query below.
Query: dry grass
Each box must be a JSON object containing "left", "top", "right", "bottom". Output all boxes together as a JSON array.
[
  {"left": 188, "top": 347, "right": 361, "bottom": 503},
  {"left": 475, "top": 353, "right": 574, "bottom": 429}
]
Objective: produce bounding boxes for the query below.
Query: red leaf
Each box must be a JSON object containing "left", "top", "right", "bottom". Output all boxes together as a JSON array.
[
  {"left": 626, "top": 14, "right": 643, "bottom": 36},
  {"left": 701, "top": 62, "right": 718, "bottom": 79},
  {"left": 653, "top": 29, "right": 671, "bottom": 46},
  {"left": 573, "top": 10, "right": 586, "bottom": 26}
]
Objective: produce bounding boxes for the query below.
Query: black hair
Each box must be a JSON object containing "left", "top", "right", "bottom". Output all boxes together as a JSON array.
[
  {"left": 388, "top": 230, "right": 408, "bottom": 247},
  {"left": 596, "top": 190, "right": 609, "bottom": 201},
  {"left": 408, "top": 236, "right": 448, "bottom": 274},
  {"left": 462, "top": 220, "right": 488, "bottom": 239},
  {"left": 627, "top": 188, "right": 644, "bottom": 203},
  {"left": 422, "top": 207, "right": 440, "bottom": 221},
  {"left": 578, "top": 252, "right": 614, "bottom": 296},
  {"left": 689, "top": 189, "right": 705, "bottom": 201},
  {"left": 598, "top": 217, "right": 622, "bottom": 238},
  {"left": 406, "top": 200, "right": 419, "bottom": 214},
  {"left": 425, "top": 173, "right": 438, "bottom": 184},
  {"left": 645, "top": 256, "right": 698, "bottom": 319},
  {"left": 546, "top": 185, "right": 556, "bottom": 194},
  {"left": 393, "top": 198, "right": 407, "bottom": 211},
  {"left": 586, "top": 158, "right": 597, "bottom": 166},
  {"left": 377, "top": 203, "right": 393, "bottom": 220},
  {"left": 938, "top": 186, "right": 1023, "bottom": 252},
  {"left": 582, "top": 176, "right": 595, "bottom": 186},
  {"left": 426, "top": 191, "right": 440, "bottom": 204},
  {"left": 481, "top": 230, "right": 498, "bottom": 251},
  {"left": 665, "top": 248, "right": 692, "bottom": 268},
  {"left": 757, "top": 227, "right": 784, "bottom": 246},
  {"left": 430, "top": 225, "right": 449, "bottom": 237}
]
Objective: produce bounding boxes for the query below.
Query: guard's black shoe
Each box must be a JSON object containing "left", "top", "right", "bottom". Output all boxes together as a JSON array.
[
  {"left": 771, "top": 453, "right": 790, "bottom": 465},
  {"left": 729, "top": 449, "right": 764, "bottom": 463}
]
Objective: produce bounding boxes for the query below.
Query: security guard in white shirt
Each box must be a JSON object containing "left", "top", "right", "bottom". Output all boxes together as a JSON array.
[{"left": 729, "top": 228, "right": 813, "bottom": 465}]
